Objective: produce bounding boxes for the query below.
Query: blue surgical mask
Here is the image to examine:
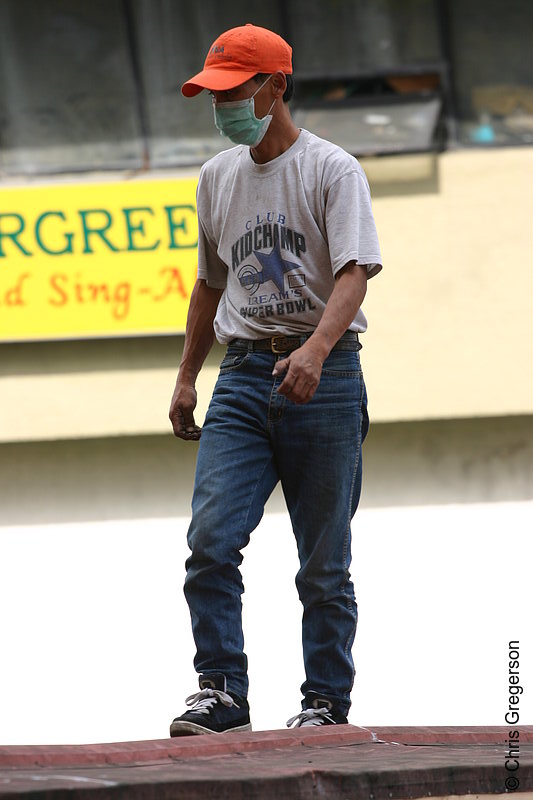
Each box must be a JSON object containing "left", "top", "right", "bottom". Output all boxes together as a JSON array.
[{"left": 213, "top": 76, "right": 276, "bottom": 147}]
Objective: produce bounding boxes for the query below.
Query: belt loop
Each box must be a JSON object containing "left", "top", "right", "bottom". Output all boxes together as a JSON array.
[{"left": 247, "top": 341, "right": 254, "bottom": 353}]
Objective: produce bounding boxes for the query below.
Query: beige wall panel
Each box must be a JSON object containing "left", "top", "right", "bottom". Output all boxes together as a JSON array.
[
  {"left": 361, "top": 147, "right": 533, "bottom": 421},
  {"left": 0, "top": 338, "right": 225, "bottom": 443},
  {"left": 0, "top": 367, "right": 217, "bottom": 442}
]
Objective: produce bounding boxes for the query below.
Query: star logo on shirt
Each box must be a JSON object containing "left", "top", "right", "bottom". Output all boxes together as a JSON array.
[{"left": 238, "top": 240, "right": 301, "bottom": 293}]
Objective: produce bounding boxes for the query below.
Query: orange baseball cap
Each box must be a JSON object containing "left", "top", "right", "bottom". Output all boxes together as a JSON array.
[{"left": 181, "top": 23, "right": 292, "bottom": 98}]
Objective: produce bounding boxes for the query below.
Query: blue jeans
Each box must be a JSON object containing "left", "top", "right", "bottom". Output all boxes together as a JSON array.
[{"left": 184, "top": 342, "right": 369, "bottom": 715}]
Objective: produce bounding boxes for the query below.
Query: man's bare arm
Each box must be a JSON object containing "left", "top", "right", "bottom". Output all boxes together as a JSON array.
[
  {"left": 169, "top": 279, "right": 223, "bottom": 440},
  {"left": 272, "top": 262, "right": 367, "bottom": 404}
]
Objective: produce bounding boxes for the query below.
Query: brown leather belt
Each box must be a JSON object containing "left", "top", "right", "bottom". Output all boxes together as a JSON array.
[{"left": 228, "top": 330, "right": 360, "bottom": 354}]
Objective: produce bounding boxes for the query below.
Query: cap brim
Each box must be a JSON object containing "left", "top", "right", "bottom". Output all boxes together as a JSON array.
[{"left": 181, "top": 67, "right": 258, "bottom": 97}]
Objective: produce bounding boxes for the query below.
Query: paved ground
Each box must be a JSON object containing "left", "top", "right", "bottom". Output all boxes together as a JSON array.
[{"left": 1, "top": 726, "right": 532, "bottom": 799}]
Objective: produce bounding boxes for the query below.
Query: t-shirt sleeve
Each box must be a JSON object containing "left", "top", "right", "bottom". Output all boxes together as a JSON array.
[
  {"left": 325, "top": 169, "right": 383, "bottom": 279},
  {"left": 195, "top": 168, "right": 228, "bottom": 288},
  {"left": 197, "top": 219, "right": 228, "bottom": 288}
]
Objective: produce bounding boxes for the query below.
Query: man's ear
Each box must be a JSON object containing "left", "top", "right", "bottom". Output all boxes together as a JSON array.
[{"left": 271, "top": 71, "right": 287, "bottom": 98}]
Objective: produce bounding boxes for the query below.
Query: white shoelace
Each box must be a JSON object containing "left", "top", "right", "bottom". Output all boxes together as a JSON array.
[
  {"left": 286, "top": 707, "right": 335, "bottom": 727},
  {"left": 185, "top": 687, "right": 239, "bottom": 716}
]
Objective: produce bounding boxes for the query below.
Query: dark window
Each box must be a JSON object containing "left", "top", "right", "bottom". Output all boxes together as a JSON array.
[
  {"left": 287, "top": 0, "right": 445, "bottom": 155},
  {"left": 446, "top": 0, "right": 533, "bottom": 147},
  {"left": 0, "top": 0, "right": 144, "bottom": 174},
  {"left": 287, "top": 0, "right": 443, "bottom": 77},
  {"left": 0, "top": 0, "right": 531, "bottom": 176}
]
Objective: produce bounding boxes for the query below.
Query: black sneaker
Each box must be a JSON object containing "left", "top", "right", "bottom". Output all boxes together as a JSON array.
[
  {"left": 170, "top": 673, "right": 251, "bottom": 736},
  {"left": 286, "top": 696, "right": 348, "bottom": 728}
]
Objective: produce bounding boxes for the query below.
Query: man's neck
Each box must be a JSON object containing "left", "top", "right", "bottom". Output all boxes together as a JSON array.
[{"left": 250, "top": 118, "right": 300, "bottom": 164}]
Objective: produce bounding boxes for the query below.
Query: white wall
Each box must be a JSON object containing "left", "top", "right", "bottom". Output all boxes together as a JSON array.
[{"left": 1, "top": 501, "right": 531, "bottom": 745}]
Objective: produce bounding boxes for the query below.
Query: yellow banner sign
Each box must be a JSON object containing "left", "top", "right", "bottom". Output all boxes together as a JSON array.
[{"left": 0, "top": 177, "right": 199, "bottom": 340}]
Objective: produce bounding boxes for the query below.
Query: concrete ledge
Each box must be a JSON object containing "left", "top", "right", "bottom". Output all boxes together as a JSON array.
[
  {"left": 2, "top": 726, "right": 532, "bottom": 769},
  {"left": 0, "top": 726, "right": 532, "bottom": 798}
]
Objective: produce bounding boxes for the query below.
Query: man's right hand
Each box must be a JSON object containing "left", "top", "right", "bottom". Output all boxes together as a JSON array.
[
  {"left": 167, "top": 279, "right": 223, "bottom": 441},
  {"left": 169, "top": 382, "right": 202, "bottom": 440}
]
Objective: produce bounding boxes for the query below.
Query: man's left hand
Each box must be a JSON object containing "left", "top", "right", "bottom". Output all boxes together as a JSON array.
[{"left": 272, "top": 343, "right": 325, "bottom": 404}]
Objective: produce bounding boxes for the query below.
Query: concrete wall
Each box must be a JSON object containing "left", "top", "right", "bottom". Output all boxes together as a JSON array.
[{"left": 2, "top": 415, "right": 533, "bottom": 526}]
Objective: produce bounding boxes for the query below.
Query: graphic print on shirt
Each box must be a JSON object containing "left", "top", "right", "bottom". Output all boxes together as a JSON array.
[{"left": 230, "top": 213, "right": 317, "bottom": 321}]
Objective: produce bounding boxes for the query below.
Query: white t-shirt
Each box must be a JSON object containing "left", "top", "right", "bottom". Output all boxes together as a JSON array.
[{"left": 196, "top": 128, "right": 382, "bottom": 343}]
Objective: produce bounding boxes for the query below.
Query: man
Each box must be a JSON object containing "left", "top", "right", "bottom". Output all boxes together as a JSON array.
[{"left": 169, "top": 23, "right": 382, "bottom": 736}]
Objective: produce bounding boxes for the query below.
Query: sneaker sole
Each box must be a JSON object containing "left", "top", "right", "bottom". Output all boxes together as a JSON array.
[{"left": 170, "top": 721, "right": 252, "bottom": 737}]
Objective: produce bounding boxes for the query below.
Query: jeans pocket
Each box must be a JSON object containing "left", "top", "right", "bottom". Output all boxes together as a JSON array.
[
  {"left": 219, "top": 350, "right": 251, "bottom": 373},
  {"left": 321, "top": 350, "right": 361, "bottom": 376}
]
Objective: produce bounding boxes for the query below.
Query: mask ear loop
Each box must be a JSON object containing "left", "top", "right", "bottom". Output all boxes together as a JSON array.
[
  {"left": 265, "top": 97, "right": 277, "bottom": 116},
  {"left": 250, "top": 74, "right": 273, "bottom": 99},
  {"left": 252, "top": 75, "right": 277, "bottom": 120}
]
